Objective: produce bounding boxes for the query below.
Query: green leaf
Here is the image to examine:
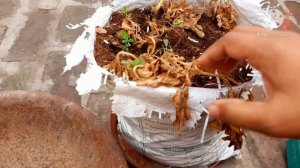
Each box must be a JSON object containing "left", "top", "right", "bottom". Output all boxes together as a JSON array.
[
  {"left": 163, "top": 38, "right": 169, "bottom": 48},
  {"left": 120, "top": 30, "right": 129, "bottom": 40},
  {"left": 128, "top": 38, "right": 134, "bottom": 43},
  {"left": 173, "top": 19, "right": 184, "bottom": 26},
  {"left": 130, "top": 59, "right": 145, "bottom": 68},
  {"left": 122, "top": 6, "right": 128, "bottom": 14},
  {"left": 121, "top": 30, "right": 134, "bottom": 51}
]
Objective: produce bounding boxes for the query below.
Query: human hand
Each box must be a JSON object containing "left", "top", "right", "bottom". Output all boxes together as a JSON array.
[{"left": 196, "top": 26, "right": 300, "bottom": 138}]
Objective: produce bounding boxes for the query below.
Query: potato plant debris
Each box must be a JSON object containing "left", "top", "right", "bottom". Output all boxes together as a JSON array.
[
  {"left": 94, "top": 0, "right": 253, "bottom": 149},
  {"left": 210, "top": 89, "right": 254, "bottom": 150}
]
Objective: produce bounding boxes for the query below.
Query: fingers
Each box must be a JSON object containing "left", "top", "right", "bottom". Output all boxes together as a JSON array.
[
  {"left": 232, "top": 26, "right": 270, "bottom": 34},
  {"left": 233, "top": 26, "right": 293, "bottom": 38},
  {"left": 196, "top": 26, "right": 278, "bottom": 74},
  {"left": 196, "top": 31, "right": 259, "bottom": 72},
  {"left": 208, "top": 99, "right": 271, "bottom": 133},
  {"left": 196, "top": 31, "right": 242, "bottom": 73}
]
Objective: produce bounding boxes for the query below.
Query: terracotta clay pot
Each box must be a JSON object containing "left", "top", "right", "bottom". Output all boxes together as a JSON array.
[{"left": 0, "top": 91, "right": 127, "bottom": 168}]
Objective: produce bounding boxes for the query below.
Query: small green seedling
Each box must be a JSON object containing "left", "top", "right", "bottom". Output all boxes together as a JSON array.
[
  {"left": 120, "top": 30, "right": 134, "bottom": 52},
  {"left": 130, "top": 59, "right": 145, "bottom": 68},
  {"left": 162, "top": 38, "right": 170, "bottom": 53},
  {"left": 173, "top": 19, "right": 184, "bottom": 27},
  {"left": 122, "top": 59, "right": 145, "bottom": 68},
  {"left": 121, "top": 6, "right": 132, "bottom": 19}
]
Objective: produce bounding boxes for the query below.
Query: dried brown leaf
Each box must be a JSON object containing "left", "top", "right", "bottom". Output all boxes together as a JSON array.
[
  {"left": 96, "top": 26, "right": 107, "bottom": 34},
  {"left": 172, "top": 86, "right": 189, "bottom": 135}
]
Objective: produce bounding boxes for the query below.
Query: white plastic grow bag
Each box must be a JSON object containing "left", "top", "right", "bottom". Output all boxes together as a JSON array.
[{"left": 63, "top": 0, "right": 275, "bottom": 167}]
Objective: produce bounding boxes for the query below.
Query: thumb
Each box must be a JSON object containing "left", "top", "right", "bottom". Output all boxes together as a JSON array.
[{"left": 209, "top": 99, "right": 269, "bottom": 132}]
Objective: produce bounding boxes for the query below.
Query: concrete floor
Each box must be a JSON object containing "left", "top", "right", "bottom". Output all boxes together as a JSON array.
[{"left": 1, "top": 0, "right": 299, "bottom": 167}]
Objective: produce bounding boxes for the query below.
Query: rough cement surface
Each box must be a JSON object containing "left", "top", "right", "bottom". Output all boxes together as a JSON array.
[
  {"left": 0, "top": 0, "right": 299, "bottom": 167},
  {"left": 0, "top": 26, "right": 7, "bottom": 45},
  {"left": 5, "top": 12, "right": 53, "bottom": 61},
  {"left": 0, "top": 0, "right": 20, "bottom": 20},
  {"left": 57, "top": 6, "right": 95, "bottom": 42}
]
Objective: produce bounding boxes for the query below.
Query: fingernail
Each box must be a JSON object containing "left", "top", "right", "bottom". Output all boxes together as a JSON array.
[
  {"left": 195, "top": 59, "right": 202, "bottom": 65},
  {"left": 208, "top": 105, "right": 220, "bottom": 119}
]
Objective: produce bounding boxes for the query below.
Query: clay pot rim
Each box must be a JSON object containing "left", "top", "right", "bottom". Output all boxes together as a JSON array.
[{"left": 0, "top": 90, "right": 128, "bottom": 168}]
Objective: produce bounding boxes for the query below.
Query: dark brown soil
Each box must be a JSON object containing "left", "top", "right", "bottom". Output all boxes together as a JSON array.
[
  {"left": 165, "top": 14, "right": 224, "bottom": 62},
  {"left": 94, "top": 8, "right": 253, "bottom": 88}
]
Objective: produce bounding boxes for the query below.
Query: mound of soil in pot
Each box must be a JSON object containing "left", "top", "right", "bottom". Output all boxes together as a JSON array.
[{"left": 94, "top": 7, "right": 252, "bottom": 88}]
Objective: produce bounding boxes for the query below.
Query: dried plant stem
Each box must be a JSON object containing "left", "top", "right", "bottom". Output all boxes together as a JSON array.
[
  {"left": 155, "top": 0, "right": 165, "bottom": 13},
  {"left": 196, "top": 70, "right": 239, "bottom": 86},
  {"left": 116, "top": 51, "right": 138, "bottom": 60}
]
